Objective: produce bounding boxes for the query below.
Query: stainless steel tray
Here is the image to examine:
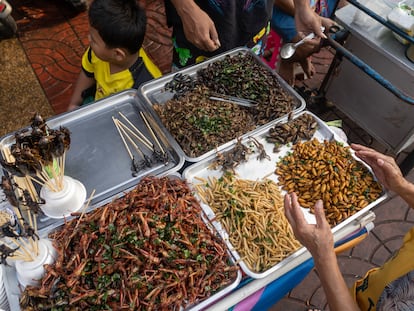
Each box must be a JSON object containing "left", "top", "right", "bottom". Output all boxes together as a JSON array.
[
  {"left": 2, "top": 175, "right": 242, "bottom": 311},
  {"left": 0, "top": 89, "right": 185, "bottom": 231},
  {"left": 183, "top": 110, "right": 387, "bottom": 279},
  {"left": 138, "top": 47, "right": 306, "bottom": 163}
]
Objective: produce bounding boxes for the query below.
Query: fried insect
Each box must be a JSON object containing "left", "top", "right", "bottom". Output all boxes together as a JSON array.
[
  {"left": 1, "top": 175, "right": 19, "bottom": 207},
  {"left": 20, "top": 177, "right": 239, "bottom": 311},
  {"left": 1, "top": 114, "right": 71, "bottom": 179},
  {"left": 157, "top": 53, "right": 297, "bottom": 158},
  {"left": 266, "top": 113, "right": 318, "bottom": 147},
  {"left": 248, "top": 136, "right": 270, "bottom": 161},
  {"left": 195, "top": 173, "right": 301, "bottom": 273},
  {"left": 209, "top": 138, "right": 252, "bottom": 173},
  {"left": 154, "top": 86, "right": 256, "bottom": 158},
  {"left": 275, "top": 139, "right": 383, "bottom": 226},
  {"left": 0, "top": 244, "right": 19, "bottom": 265}
]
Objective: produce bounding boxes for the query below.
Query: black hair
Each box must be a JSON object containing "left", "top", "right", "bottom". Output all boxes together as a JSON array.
[{"left": 88, "top": 0, "right": 146, "bottom": 54}]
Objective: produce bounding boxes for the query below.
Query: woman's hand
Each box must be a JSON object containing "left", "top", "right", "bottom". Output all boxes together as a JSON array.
[
  {"left": 351, "top": 144, "right": 405, "bottom": 192},
  {"left": 284, "top": 192, "right": 334, "bottom": 261}
]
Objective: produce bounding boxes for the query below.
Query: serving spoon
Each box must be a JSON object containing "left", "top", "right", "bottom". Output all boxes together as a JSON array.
[{"left": 280, "top": 27, "right": 325, "bottom": 60}]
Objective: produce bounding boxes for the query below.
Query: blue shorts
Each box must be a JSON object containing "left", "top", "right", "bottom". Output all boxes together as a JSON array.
[{"left": 271, "top": 1, "right": 336, "bottom": 42}]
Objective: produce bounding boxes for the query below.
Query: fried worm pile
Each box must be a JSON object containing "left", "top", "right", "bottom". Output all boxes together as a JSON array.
[
  {"left": 195, "top": 174, "right": 301, "bottom": 273},
  {"left": 20, "top": 177, "right": 239, "bottom": 311}
]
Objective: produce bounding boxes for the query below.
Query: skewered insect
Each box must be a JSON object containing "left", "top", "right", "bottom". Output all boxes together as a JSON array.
[{"left": 0, "top": 244, "right": 19, "bottom": 265}]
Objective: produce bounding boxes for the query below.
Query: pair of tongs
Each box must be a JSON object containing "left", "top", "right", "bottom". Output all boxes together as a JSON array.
[{"left": 209, "top": 93, "right": 259, "bottom": 108}]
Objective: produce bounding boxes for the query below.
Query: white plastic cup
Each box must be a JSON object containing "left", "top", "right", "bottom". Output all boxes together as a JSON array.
[
  {"left": 39, "top": 175, "right": 86, "bottom": 219},
  {"left": 15, "top": 239, "right": 57, "bottom": 288}
]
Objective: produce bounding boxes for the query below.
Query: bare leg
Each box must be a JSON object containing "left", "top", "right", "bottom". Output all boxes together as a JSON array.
[
  {"left": 299, "top": 56, "right": 316, "bottom": 78},
  {"left": 278, "top": 59, "right": 295, "bottom": 85}
]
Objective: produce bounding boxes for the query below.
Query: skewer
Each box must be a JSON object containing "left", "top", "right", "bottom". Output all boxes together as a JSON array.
[
  {"left": 140, "top": 111, "right": 165, "bottom": 154},
  {"left": 115, "top": 119, "right": 145, "bottom": 158},
  {"left": 10, "top": 238, "right": 35, "bottom": 261},
  {"left": 112, "top": 116, "right": 134, "bottom": 160},
  {"left": 141, "top": 111, "right": 170, "bottom": 150},
  {"left": 2, "top": 146, "right": 32, "bottom": 230},
  {"left": 116, "top": 119, "right": 153, "bottom": 151},
  {"left": 118, "top": 112, "right": 153, "bottom": 147},
  {"left": 74, "top": 189, "right": 96, "bottom": 231}
]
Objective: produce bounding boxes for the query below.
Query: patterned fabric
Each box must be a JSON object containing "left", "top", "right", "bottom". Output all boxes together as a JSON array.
[
  {"left": 271, "top": 0, "right": 336, "bottom": 41},
  {"left": 165, "top": 0, "right": 273, "bottom": 68},
  {"left": 351, "top": 226, "right": 414, "bottom": 311},
  {"left": 377, "top": 270, "right": 414, "bottom": 311}
]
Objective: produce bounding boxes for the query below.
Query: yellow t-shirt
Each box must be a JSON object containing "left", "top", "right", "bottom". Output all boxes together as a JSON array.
[
  {"left": 351, "top": 226, "right": 414, "bottom": 310},
  {"left": 82, "top": 47, "right": 162, "bottom": 100}
]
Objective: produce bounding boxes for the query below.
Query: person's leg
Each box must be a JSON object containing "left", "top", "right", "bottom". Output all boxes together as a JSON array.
[
  {"left": 271, "top": 5, "right": 321, "bottom": 83},
  {"left": 271, "top": 6, "right": 298, "bottom": 84}
]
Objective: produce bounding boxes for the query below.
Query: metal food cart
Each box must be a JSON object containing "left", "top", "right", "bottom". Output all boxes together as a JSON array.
[
  {"left": 0, "top": 47, "right": 386, "bottom": 310},
  {"left": 321, "top": 0, "right": 414, "bottom": 174}
]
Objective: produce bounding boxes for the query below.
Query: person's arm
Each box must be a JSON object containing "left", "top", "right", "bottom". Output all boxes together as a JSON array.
[
  {"left": 292, "top": 0, "right": 326, "bottom": 38},
  {"left": 351, "top": 143, "right": 414, "bottom": 208},
  {"left": 169, "top": 0, "right": 220, "bottom": 52},
  {"left": 284, "top": 193, "right": 360, "bottom": 311},
  {"left": 67, "top": 70, "right": 95, "bottom": 111}
]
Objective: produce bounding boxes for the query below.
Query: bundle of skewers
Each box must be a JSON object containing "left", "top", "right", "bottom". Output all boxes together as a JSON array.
[
  {"left": 112, "top": 111, "right": 169, "bottom": 176},
  {"left": 0, "top": 113, "right": 70, "bottom": 263},
  {"left": 0, "top": 174, "right": 42, "bottom": 263},
  {"left": 0, "top": 113, "right": 71, "bottom": 193}
]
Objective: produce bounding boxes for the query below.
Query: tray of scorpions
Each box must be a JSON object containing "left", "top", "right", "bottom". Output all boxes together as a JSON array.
[
  {"left": 182, "top": 110, "right": 388, "bottom": 279},
  {"left": 138, "top": 47, "right": 306, "bottom": 163},
  {"left": 0, "top": 89, "right": 185, "bottom": 230}
]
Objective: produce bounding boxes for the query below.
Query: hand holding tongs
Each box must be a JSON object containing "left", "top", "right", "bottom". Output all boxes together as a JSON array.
[{"left": 209, "top": 92, "right": 259, "bottom": 108}]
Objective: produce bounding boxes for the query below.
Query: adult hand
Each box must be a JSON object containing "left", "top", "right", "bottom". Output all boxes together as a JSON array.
[
  {"left": 284, "top": 192, "right": 334, "bottom": 260},
  {"left": 174, "top": 1, "right": 220, "bottom": 52},
  {"left": 351, "top": 144, "right": 405, "bottom": 192},
  {"left": 294, "top": 2, "right": 326, "bottom": 39},
  {"left": 320, "top": 16, "right": 337, "bottom": 31}
]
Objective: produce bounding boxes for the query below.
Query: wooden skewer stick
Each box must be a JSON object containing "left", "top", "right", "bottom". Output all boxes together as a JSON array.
[
  {"left": 112, "top": 116, "right": 133, "bottom": 160},
  {"left": 115, "top": 119, "right": 145, "bottom": 158},
  {"left": 116, "top": 119, "right": 153, "bottom": 151},
  {"left": 2, "top": 146, "right": 35, "bottom": 231},
  {"left": 74, "top": 189, "right": 96, "bottom": 231},
  {"left": 118, "top": 112, "right": 153, "bottom": 147},
  {"left": 11, "top": 250, "right": 33, "bottom": 262},
  {"left": 60, "top": 152, "right": 66, "bottom": 186},
  {"left": 11, "top": 238, "right": 35, "bottom": 261},
  {"left": 141, "top": 111, "right": 170, "bottom": 151},
  {"left": 140, "top": 111, "right": 165, "bottom": 154}
]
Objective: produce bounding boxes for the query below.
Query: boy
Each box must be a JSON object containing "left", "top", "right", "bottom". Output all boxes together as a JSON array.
[{"left": 68, "top": 0, "right": 161, "bottom": 111}]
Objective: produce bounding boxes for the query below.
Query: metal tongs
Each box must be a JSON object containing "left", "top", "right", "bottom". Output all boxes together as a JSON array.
[{"left": 209, "top": 93, "right": 259, "bottom": 108}]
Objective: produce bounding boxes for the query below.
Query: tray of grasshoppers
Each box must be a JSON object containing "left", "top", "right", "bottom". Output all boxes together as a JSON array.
[{"left": 3, "top": 175, "right": 241, "bottom": 311}]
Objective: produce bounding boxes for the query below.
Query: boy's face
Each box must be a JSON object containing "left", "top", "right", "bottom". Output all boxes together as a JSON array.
[{"left": 89, "top": 26, "right": 114, "bottom": 62}]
